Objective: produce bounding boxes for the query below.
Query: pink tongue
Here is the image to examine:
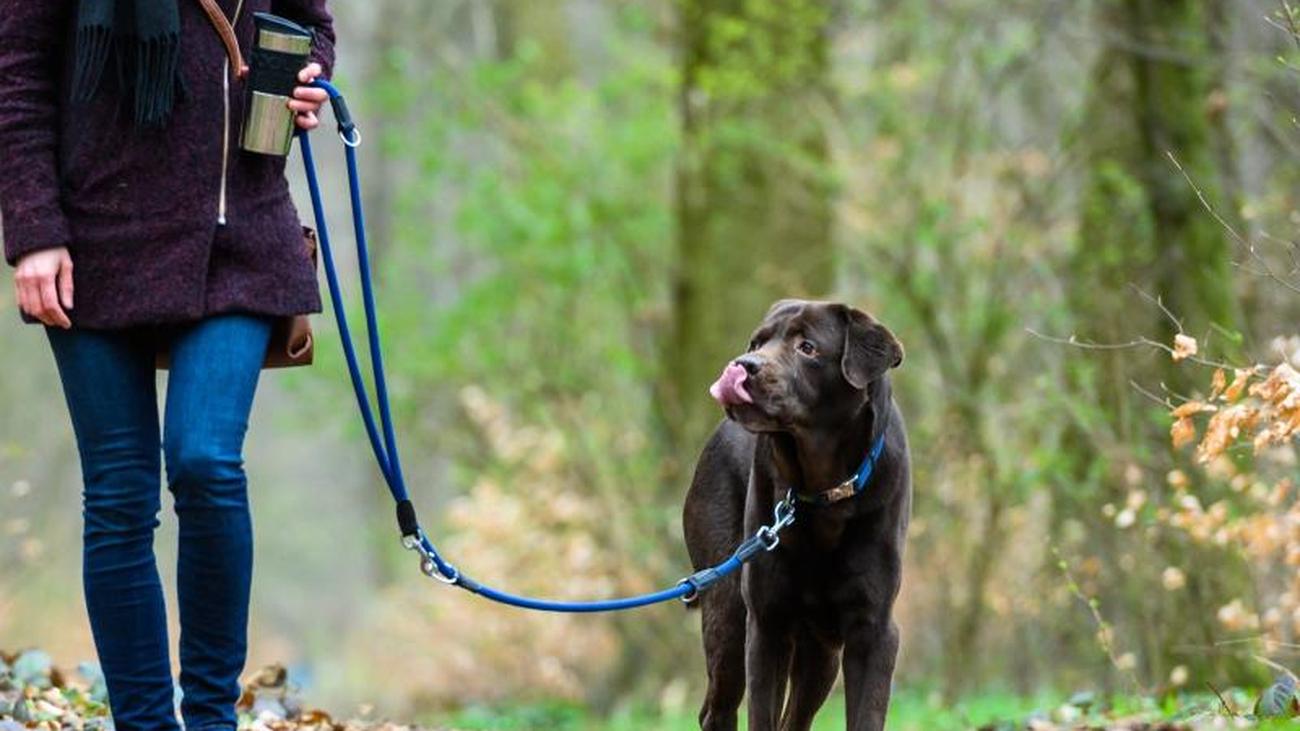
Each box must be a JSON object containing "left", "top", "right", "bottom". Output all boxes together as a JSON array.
[{"left": 709, "top": 363, "right": 753, "bottom": 407}]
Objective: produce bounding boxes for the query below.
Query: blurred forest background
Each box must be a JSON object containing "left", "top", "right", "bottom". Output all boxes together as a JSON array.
[{"left": 5, "top": 0, "right": 1300, "bottom": 727}]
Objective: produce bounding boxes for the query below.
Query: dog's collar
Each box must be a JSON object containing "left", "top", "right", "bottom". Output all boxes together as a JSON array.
[{"left": 790, "top": 421, "right": 888, "bottom": 507}]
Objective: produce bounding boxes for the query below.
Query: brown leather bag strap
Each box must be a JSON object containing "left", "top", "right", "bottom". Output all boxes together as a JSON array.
[{"left": 193, "top": 0, "right": 247, "bottom": 79}]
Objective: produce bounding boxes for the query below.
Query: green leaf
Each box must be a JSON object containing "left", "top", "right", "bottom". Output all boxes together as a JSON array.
[{"left": 1255, "top": 675, "right": 1299, "bottom": 718}]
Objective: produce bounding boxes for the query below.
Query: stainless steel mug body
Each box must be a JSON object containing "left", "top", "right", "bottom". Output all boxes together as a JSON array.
[{"left": 241, "top": 14, "right": 314, "bottom": 156}]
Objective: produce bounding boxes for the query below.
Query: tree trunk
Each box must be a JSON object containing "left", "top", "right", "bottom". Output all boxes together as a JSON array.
[
  {"left": 1124, "top": 0, "right": 1239, "bottom": 343},
  {"left": 1063, "top": 0, "right": 1244, "bottom": 684},
  {"left": 665, "top": 0, "right": 837, "bottom": 458}
]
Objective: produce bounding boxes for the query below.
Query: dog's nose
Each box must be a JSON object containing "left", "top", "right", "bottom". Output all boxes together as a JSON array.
[{"left": 734, "top": 354, "right": 763, "bottom": 375}]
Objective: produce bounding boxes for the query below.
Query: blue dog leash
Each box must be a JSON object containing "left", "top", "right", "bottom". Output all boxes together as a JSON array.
[{"left": 298, "top": 80, "right": 886, "bottom": 612}]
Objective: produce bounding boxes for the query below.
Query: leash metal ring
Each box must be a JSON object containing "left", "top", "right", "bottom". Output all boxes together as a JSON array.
[
  {"left": 432, "top": 564, "right": 461, "bottom": 585},
  {"left": 677, "top": 580, "right": 699, "bottom": 605},
  {"left": 340, "top": 127, "right": 362, "bottom": 148},
  {"left": 757, "top": 526, "right": 780, "bottom": 551}
]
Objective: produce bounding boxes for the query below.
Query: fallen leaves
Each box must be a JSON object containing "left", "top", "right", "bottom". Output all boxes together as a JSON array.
[
  {"left": 0, "top": 649, "right": 109, "bottom": 731},
  {"left": 975, "top": 683, "right": 1295, "bottom": 729},
  {"left": 0, "top": 650, "right": 450, "bottom": 731}
]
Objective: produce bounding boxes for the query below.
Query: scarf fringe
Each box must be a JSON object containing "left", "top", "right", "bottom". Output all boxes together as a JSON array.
[
  {"left": 133, "top": 35, "right": 180, "bottom": 127},
  {"left": 71, "top": 1, "right": 183, "bottom": 129},
  {"left": 70, "top": 24, "right": 113, "bottom": 105}
]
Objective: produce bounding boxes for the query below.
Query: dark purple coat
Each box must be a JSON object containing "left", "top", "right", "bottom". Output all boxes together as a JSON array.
[{"left": 0, "top": 0, "right": 334, "bottom": 329}]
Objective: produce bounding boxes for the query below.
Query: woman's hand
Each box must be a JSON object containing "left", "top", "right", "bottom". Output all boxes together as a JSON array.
[
  {"left": 14, "top": 247, "right": 73, "bottom": 329},
  {"left": 289, "top": 62, "right": 329, "bottom": 131}
]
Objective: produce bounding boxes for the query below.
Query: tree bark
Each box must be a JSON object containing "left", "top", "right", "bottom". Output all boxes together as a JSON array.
[
  {"left": 665, "top": 0, "right": 837, "bottom": 457},
  {"left": 1063, "top": 0, "right": 1244, "bottom": 684}
]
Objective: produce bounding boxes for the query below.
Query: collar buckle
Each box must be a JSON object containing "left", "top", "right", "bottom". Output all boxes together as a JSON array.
[{"left": 790, "top": 428, "right": 888, "bottom": 507}]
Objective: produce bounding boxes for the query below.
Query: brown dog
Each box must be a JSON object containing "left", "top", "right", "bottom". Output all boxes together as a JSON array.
[{"left": 682, "top": 300, "right": 909, "bottom": 731}]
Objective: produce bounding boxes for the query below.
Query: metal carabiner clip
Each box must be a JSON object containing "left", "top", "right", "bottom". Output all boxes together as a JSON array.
[
  {"left": 431, "top": 563, "right": 461, "bottom": 585},
  {"left": 772, "top": 491, "right": 796, "bottom": 530}
]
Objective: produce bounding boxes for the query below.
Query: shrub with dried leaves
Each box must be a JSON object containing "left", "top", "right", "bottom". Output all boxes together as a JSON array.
[{"left": 1162, "top": 334, "right": 1300, "bottom": 646}]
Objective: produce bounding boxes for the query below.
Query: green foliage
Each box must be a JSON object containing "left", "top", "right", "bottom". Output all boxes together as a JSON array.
[
  {"left": 680, "top": 0, "right": 829, "bottom": 102},
  {"left": 379, "top": 10, "right": 677, "bottom": 414},
  {"left": 435, "top": 687, "right": 1300, "bottom": 729}
]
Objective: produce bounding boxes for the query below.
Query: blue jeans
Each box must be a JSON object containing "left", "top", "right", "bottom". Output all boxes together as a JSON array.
[{"left": 46, "top": 314, "right": 273, "bottom": 731}]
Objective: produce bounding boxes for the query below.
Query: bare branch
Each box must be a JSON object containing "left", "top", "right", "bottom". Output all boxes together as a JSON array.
[
  {"left": 1053, "top": 547, "right": 1145, "bottom": 696},
  {"left": 1026, "top": 328, "right": 1244, "bottom": 371},
  {"left": 1128, "top": 379, "right": 1174, "bottom": 409},
  {"left": 1128, "top": 284, "right": 1183, "bottom": 333},
  {"left": 1167, "top": 151, "right": 1300, "bottom": 295},
  {"left": 1253, "top": 653, "right": 1300, "bottom": 683},
  {"left": 1281, "top": 0, "right": 1300, "bottom": 54},
  {"left": 1206, "top": 681, "right": 1237, "bottom": 717}
]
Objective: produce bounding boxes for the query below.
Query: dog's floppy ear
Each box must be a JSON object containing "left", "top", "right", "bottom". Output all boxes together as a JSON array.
[{"left": 839, "top": 305, "right": 903, "bottom": 390}]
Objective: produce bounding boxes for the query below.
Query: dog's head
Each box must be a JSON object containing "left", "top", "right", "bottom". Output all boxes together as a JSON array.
[{"left": 709, "top": 300, "right": 903, "bottom": 433}]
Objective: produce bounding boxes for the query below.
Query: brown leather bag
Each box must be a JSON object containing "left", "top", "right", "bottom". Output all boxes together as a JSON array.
[
  {"left": 156, "top": 227, "right": 317, "bottom": 370},
  {"left": 262, "top": 227, "right": 318, "bottom": 369}
]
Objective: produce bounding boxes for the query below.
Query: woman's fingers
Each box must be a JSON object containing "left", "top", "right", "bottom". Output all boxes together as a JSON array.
[
  {"left": 293, "top": 86, "right": 329, "bottom": 103},
  {"left": 14, "top": 278, "right": 30, "bottom": 320},
  {"left": 13, "top": 247, "right": 74, "bottom": 327},
  {"left": 20, "top": 277, "right": 56, "bottom": 328},
  {"left": 57, "top": 254, "right": 74, "bottom": 310},
  {"left": 15, "top": 269, "right": 40, "bottom": 322},
  {"left": 288, "top": 75, "right": 327, "bottom": 129},
  {"left": 297, "top": 62, "right": 323, "bottom": 84},
  {"left": 39, "top": 276, "right": 71, "bottom": 328}
]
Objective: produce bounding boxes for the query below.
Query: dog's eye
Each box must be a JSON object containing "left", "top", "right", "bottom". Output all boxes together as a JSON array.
[
  {"left": 748, "top": 338, "right": 761, "bottom": 352},
  {"left": 797, "top": 340, "right": 817, "bottom": 357}
]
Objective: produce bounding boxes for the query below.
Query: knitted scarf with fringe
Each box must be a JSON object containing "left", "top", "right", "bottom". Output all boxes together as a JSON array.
[{"left": 70, "top": 0, "right": 182, "bottom": 128}]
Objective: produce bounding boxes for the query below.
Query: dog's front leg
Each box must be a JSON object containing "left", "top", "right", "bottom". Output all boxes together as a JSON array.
[
  {"left": 841, "top": 613, "right": 899, "bottom": 731},
  {"left": 744, "top": 612, "right": 793, "bottom": 731}
]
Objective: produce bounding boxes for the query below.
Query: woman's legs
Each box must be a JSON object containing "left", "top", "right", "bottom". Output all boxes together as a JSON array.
[
  {"left": 45, "top": 326, "right": 180, "bottom": 731},
  {"left": 162, "top": 313, "right": 272, "bottom": 731}
]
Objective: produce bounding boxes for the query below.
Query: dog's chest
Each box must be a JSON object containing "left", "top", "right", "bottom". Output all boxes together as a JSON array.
[
  {"left": 785, "top": 561, "right": 856, "bottom": 641},
  {"left": 778, "top": 508, "right": 874, "bottom": 591},
  {"left": 790, "top": 506, "right": 853, "bottom": 552}
]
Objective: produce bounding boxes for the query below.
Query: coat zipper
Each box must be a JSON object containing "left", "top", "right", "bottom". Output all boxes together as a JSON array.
[{"left": 217, "top": 0, "right": 246, "bottom": 225}]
